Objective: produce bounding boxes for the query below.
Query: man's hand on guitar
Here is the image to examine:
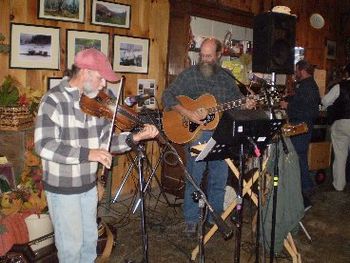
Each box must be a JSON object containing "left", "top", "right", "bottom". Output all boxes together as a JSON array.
[
  {"left": 189, "top": 107, "right": 208, "bottom": 124},
  {"left": 172, "top": 104, "right": 208, "bottom": 125},
  {"left": 243, "top": 97, "right": 257, "bottom": 110}
]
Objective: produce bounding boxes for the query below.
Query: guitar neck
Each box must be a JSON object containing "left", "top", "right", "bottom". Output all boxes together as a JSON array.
[{"left": 207, "top": 97, "right": 247, "bottom": 114}]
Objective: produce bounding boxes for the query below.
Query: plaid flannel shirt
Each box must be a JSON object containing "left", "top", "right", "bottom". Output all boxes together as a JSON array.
[
  {"left": 162, "top": 65, "right": 244, "bottom": 109},
  {"left": 35, "top": 79, "right": 131, "bottom": 194}
]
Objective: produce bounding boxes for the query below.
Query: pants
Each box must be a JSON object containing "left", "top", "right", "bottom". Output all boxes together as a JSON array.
[
  {"left": 290, "top": 130, "right": 314, "bottom": 194},
  {"left": 331, "top": 119, "right": 350, "bottom": 191},
  {"left": 45, "top": 187, "right": 98, "bottom": 263},
  {"left": 184, "top": 131, "right": 228, "bottom": 224}
]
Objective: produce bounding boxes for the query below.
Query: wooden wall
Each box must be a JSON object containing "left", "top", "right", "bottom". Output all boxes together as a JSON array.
[
  {"left": 0, "top": 0, "right": 169, "bottom": 196},
  {"left": 1, "top": 0, "right": 350, "bottom": 195}
]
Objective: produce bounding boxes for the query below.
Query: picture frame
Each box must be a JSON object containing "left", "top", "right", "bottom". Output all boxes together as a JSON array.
[
  {"left": 137, "top": 79, "right": 156, "bottom": 109},
  {"left": 47, "top": 77, "right": 63, "bottom": 90},
  {"left": 10, "top": 23, "right": 60, "bottom": 70},
  {"left": 38, "top": 0, "right": 85, "bottom": 23},
  {"left": 113, "top": 35, "right": 149, "bottom": 74},
  {"left": 66, "top": 30, "right": 109, "bottom": 68},
  {"left": 91, "top": 0, "right": 131, "bottom": 29},
  {"left": 326, "top": 40, "right": 336, "bottom": 60}
]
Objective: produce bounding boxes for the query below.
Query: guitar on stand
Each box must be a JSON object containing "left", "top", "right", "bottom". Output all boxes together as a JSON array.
[{"left": 162, "top": 92, "right": 281, "bottom": 144}]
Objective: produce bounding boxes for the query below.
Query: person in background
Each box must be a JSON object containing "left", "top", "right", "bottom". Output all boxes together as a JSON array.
[
  {"left": 280, "top": 59, "right": 321, "bottom": 211},
  {"left": 162, "top": 38, "right": 255, "bottom": 235},
  {"left": 322, "top": 63, "right": 350, "bottom": 191},
  {"left": 35, "top": 48, "right": 158, "bottom": 263}
]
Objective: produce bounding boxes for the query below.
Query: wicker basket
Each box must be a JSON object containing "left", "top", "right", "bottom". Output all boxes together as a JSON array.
[{"left": 0, "top": 106, "right": 33, "bottom": 131}]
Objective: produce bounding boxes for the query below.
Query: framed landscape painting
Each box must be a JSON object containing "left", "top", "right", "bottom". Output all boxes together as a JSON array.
[
  {"left": 91, "top": 0, "right": 130, "bottom": 28},
  {"left": 66, "top": 30, "right": 109, "bottom": 68},
  {"left": 38, "top": 0, "right": 85, "bottom": 23},
  {"left": 10, "top": 23, "right": 60, "bottom": 70},
  {"left": 113, "top": 35, "right": 149, "bottom": 74}
]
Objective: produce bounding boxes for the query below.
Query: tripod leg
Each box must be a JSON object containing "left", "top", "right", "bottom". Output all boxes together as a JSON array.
[
  {"left": 299, "top": 221, "right": 312, "bottom": 242},
  {"left": 111, "top": 155, "right": 137, "bottom": 203}
]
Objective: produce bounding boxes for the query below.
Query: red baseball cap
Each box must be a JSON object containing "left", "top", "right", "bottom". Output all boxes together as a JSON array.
[{"left": 74, "top": 48, "right": 120, "bottom": 82}]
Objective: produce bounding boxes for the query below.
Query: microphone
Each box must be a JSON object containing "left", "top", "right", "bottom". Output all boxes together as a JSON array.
[
  {"left": 124, "top": 94, "right": 152, "bottom": 106},
  {"left": 249, "top": 73, "right": 268, "bottom": 85}
]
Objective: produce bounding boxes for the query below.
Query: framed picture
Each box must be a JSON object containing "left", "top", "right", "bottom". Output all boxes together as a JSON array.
[
  {"left": 91, "top": 0, "right": 130, "bottom": 28},
  {"left": 47, "top": 77, "right": 63, "bottom": 90},
  {"left": 10, "top": 23, "right": 60, "bottom": 70},
  {"left": 113, "top": 35, "right": 149, "bottom": 74},
  {"left": 137, "top": 79, "right": 156, "bottom": 109},
  {"left": 66, "top": 30, "right": 109, "bottom": 68},
  {"left": 38, "top": 0, "right": 85, "bottom": 23},
  {"left": 326, "top": 40, "right": 336, "bottom": 60}
]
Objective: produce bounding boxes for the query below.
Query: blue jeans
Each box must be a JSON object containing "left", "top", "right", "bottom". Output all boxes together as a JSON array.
[
  {"left": 45, "top": 187, "right": 98, "bottom": 263},
  {"left": 184, "top": 131, "right": 228, "bottom": 224},
  {"left": 290, "top": 131, "right": 314, "bottom": 194}
]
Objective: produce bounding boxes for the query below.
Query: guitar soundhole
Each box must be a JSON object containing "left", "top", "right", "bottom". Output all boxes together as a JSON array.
[{"left": 189, "top": 122, "right": 199, "bottom": 132}]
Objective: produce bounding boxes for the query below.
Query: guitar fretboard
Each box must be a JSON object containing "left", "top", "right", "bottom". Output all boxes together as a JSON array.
[{"left": 208, "top": 98, "right": 247, "bottom": 114}]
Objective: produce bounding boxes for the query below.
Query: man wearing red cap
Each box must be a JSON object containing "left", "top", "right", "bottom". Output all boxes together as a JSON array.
[{"left": 35, "top": 48, "right": 158, "bottom": 262}]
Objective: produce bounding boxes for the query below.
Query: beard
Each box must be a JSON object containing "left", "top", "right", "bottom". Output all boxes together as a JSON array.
[
  {"left": 83, "top": 81, "right": 99, "bottom": 98},
  {"left": 199, "top": 60, "right": 219, "bottom": 78}
]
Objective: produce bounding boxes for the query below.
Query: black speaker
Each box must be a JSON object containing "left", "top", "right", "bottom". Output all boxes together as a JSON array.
[{"left": 252, "top": 12, "right": 296, "bottom": 74}]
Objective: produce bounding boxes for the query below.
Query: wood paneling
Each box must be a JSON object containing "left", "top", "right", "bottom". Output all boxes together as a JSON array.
[{"left": 1, "top": 0, "right": 350, "bottom": 196}]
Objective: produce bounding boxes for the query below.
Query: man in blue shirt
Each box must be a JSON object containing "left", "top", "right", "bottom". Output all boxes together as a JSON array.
[{"left": 280, "top": 59, "right": 320, "bottom": 210}]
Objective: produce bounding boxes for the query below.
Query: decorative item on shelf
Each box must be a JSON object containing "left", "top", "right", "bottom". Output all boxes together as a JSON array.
[
  {"left": 222, "top": 31, "right": 232, "bottom": 56},
  {"left": 271, "top": 5, "right": 296, "bottom": 17},
  {"left": 222, "top": 31, "right": 243, "bottom": 57},
  {"left": 0, "top": 76, "right": 41, "bottom": 131}
]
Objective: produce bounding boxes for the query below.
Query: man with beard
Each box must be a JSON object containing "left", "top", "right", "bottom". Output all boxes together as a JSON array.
[
  {"left": 35, "top": 48, "right": 158, "bottom": 263},
  {"left": 162, "top": 38, "right": 255, "bottom": 235},
  {"left": 280, "top": 59, "right": 320, "bottom": 210}
]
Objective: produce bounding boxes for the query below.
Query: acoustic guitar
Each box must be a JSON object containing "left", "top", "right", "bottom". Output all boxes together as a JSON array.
[{"left": 162, "top": 93, "right": 280, "bottom": 144}]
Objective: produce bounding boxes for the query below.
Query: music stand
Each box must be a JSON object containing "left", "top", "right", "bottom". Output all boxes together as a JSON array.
[{"left": 195, "top": 112, "right": 284, "bottom": 263}]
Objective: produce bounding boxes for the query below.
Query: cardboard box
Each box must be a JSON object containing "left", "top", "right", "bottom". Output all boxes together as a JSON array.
[{"left": 308, "top": 142, "right": 332, "bottom": 171}]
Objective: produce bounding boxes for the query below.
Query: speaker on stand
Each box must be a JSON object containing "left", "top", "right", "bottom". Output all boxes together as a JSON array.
[{"left": 252, "top": 12, "right": 296, "bottom": 74}]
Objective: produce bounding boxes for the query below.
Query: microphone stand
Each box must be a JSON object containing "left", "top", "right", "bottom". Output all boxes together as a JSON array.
[
  {"left": 127, "top": 141, "right": 149, "bottom": 263},
  {"left": 161, "top": 135, "right": 233, "bottom": 240},
  {"left": 265, "top": 72, "right": 288, "bottom": 263}
]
